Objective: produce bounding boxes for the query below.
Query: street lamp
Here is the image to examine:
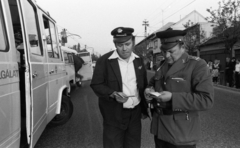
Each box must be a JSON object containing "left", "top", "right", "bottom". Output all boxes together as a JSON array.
[
  {"left": 60, "top": 29, "right": 81, "bottom": 46},
  {"left": 67, "top": 33, "right": 81, "bottom": 39}
]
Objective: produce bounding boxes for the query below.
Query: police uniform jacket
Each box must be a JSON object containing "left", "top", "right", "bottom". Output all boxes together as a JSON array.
[
  {"left": 90, "top": 51, "right": 148, "bottom": 129},
  {"left": 148, "top": 52, "right": 214, "bottom": 145}
]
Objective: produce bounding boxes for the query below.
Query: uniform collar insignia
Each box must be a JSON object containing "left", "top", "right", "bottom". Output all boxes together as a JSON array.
[
  {"left": 182, "top": 59, "right": 185, "bottom": 63},
  {"left": 138, "top": 66, "right": 142, "bottom": 69}
]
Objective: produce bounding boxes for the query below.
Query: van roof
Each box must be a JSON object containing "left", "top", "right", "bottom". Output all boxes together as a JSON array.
[{"left": 60, "top": 46, "right": 78, "bottom": 54}]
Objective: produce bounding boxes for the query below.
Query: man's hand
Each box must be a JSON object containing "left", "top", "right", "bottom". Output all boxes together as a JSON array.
[
  {"left": 144, "top": 87, "right": 155, "bottom": 102},
  {"left": 151, "top": 91, "right": 172, "bottom": 102},
  {"left": 110, "top": 92, "right": 128, "bottom": 103}
]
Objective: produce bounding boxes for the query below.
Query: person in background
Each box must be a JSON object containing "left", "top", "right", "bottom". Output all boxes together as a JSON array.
[
  {"left": 153, "top": 54, "right": 165, "bottom": 71},
  {"left": 207, "top": 60, "right": 213, "bottom": 74},
  {"left": 234, "top": 58, "right": 240, "bottom": 88},
  {"left": 90, "top": 27, "right": 149, "bottom": 148},
  {"left": 225, "top": 57, "right": 233, "bottom": 87},
  {"left": 230, "top": 57, "right": 236, "bottom": 87},
  {"left": 212, "top": 59, "right": 221, "bottom": 84},
  {"left": 144, "top": 28, "right": 214, "bottom": 148}
]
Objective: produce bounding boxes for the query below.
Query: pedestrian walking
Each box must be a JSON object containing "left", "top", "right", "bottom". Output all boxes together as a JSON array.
[
  {"left": 234, "top": 58, "right": 240, "bottom": 88},
  {"left": 90, "top": 27, "right": 149, "bottom": 148},
  {"left": 144, "top": 28, "right": 214, "bottom": 148}
]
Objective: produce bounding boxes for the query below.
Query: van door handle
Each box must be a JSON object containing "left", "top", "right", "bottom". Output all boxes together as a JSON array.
[
  {"left": 32, "top": 72, "right": 38, "bottom": 78},
  {"left": 49, "top": 70, "right": 54, "bottom": 74}
]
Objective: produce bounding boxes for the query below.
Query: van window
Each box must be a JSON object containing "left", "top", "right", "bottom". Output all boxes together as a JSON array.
[
  {"left": 0, "top": 3, "right": 8, "bottom": 51},
  {"left": 22, "top": 0, "right": 43, "bottom": 55},
  {"left": 49, "top": 22, "right": 59, "bottom": 58},
  {"left": 43, "top": 16, "right": 60, "bottom": 59}
]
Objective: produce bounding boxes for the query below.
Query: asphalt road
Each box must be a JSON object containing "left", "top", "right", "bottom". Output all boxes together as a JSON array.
[{"left": 35, "top": 81, "right": 240, "bottom": 148}]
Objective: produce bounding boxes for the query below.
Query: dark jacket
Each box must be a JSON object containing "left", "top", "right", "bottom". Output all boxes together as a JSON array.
[
  {"left": 148, "top": 52, "right": 214, "bottom": 145},
  {"left": 90, "top": 51, "right": 148, "bottom": 129}
]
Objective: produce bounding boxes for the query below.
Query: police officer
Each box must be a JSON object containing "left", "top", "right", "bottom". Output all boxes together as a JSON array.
[{"left": 144, "top": 28, "right": 214, "bottom": 148}]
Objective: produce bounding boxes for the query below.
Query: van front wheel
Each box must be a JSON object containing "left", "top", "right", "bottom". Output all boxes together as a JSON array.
[{"left": 49, "top": 95, "right": 73, "bottom": 126}]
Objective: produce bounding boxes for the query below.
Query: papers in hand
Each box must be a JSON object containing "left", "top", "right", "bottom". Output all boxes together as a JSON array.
[{"left": 149, "top": 92, "right": 161, "bottom": 97}]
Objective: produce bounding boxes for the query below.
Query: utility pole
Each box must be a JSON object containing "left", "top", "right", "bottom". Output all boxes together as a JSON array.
[{"left": 142, "top": 19, "right": 149, "bottom": 38}]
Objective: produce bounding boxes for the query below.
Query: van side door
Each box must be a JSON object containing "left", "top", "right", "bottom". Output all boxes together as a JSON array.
[
  {"left": 41, "top": 15, "right": 66, "bottom": 123},
  {"left": 18, "top": 0, "right": 48, "bottom": 147}
]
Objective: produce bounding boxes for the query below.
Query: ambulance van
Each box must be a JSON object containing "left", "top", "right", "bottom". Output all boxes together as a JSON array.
[{"left": 0, "top": 0, "right": 73, "bottom": 147}]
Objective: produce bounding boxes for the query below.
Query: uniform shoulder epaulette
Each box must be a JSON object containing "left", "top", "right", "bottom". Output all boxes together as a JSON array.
[{"left": 189, "top": 55, "right": 200, "bottom": 61}]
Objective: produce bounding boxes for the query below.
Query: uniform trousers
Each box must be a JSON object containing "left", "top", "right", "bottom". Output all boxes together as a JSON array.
[
  {"left": 103, "top": 104, "right": 141, "bottom": 148},
  {"left": 154, "top": 136, "right": 196, "bottom": 148}
]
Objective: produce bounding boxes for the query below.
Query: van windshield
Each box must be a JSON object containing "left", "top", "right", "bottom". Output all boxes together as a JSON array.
[{"left": 0, "top": 5, "right": 7, "bottom": 51}]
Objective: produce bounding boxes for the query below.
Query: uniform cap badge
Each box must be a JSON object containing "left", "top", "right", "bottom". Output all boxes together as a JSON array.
[{"left": 117, "top": 28, "right": 123, "bottom": 33}]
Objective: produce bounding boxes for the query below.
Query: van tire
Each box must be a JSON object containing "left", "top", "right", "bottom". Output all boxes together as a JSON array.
[{"left": 48, "top": 95, "right": 73, "bottom": 126}]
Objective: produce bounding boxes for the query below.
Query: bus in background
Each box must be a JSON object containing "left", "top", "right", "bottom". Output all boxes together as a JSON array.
[{"left": 77, "top": 51, "right": 93, "bottom": 83}]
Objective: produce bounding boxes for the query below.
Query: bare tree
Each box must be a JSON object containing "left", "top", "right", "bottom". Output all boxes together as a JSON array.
[{"left": 206, "top": 0, "right": 240, "bottom": 57}]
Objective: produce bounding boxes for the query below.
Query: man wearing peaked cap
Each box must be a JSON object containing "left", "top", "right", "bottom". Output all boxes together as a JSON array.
[
  {"left": 156, "top": 28, "right": 186, "bottom": 51},
  {"left": 144, "top": 28, "right": 214, "bottom": 148},
  {"left": 111, "top": 27, "right": 134, "bottom": 43},
  {"left": 91, "top": 27, "right": 149, "bottom": 148}
]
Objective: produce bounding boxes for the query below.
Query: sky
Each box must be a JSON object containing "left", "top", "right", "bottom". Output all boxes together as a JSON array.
[{"left": 36, "top": 0, "right": 220, "bottom": 55}]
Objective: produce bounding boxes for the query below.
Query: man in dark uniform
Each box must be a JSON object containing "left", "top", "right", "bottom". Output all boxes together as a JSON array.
[
  {"left": 144, "top": 28, "right": 214, "bottom": 148},
  {"left": 90, "top": 27, "right": 149, "bottom": 148}
]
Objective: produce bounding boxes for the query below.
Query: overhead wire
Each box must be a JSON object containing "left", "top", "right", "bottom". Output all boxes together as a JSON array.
[
  {"left": 143, "top": 0, "right": 178, "bottom": 37},
  {"left": 151, "top": 0, "right": 197, "bottom": 27},
  {"left": 145, "top": 0, "right": 168, "bottom": 21},
  {"left": 149, "top": 0, "right": 178, "bottom": 25}
]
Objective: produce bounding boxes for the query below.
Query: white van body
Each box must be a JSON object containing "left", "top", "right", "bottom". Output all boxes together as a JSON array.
[
  {"left": 0, "top": 0, "right": 73, "bottom": 147},
  {"left": 77, "top": 51, "right": 93, "bottom": 82},
  {"left": 61, "top": 46, "right": 81, "bottom": 89}
]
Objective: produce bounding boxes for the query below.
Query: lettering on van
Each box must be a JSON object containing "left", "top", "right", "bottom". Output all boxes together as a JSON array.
[{"left": 0, "top": 69, "right": 19, "bottom": 79}]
